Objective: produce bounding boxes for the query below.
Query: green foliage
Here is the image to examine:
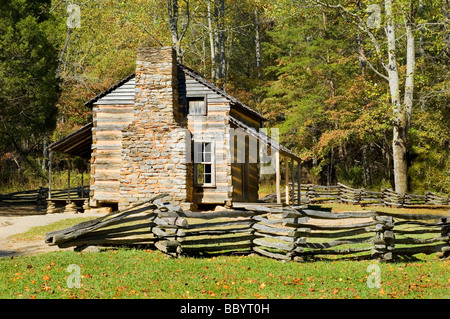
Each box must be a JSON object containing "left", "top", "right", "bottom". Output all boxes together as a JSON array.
[
  {"left": 256, "top": 7, "right": 393, "bottom": 187},
  {"left": 0, "top": 0, "right": 60, "bottom": 153}
]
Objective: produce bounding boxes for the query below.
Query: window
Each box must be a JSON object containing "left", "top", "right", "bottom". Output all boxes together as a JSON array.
[
  {"left": 194, "top": 142, "right": 215, "bottom": 186},
  {"left": 187, "top": 97, "right": 207, "bottom": 115}
]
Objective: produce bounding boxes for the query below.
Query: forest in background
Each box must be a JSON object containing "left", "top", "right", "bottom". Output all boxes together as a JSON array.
[{"left": 0, "top": 0, "right": 449, "bottom": 195}]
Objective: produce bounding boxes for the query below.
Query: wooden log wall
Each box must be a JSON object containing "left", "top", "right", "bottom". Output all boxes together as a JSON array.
[{"left": 44, "top": 197, "right": 450, "bottom": 261}]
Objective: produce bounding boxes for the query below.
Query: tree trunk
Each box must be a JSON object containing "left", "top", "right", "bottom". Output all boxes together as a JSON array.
[
  {"left": 216, "top": 0, "right": 226, "bottom": 82},
  {"left": 385, "top": 0, "right": 408, "bottom": 194},
  {"left": 255, "top": 6, "right": 261, "bottom": 77},
  {"left": 207, "top": 1, "right": 216, "bottom": 81},
  {"left": 167, "top": 0, "right": 181, "bottom": 58},
  {"left": 404, "top": 21, "right": 415, "bottom": 130}
]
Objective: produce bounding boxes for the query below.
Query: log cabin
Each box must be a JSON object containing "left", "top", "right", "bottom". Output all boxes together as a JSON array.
[{"left": 48, "top": 46, "right": 301, "bottom": 212}]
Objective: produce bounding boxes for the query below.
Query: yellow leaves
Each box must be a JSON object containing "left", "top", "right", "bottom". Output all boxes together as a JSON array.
[
  {"left": 259, "top": 282, "right": 266, "bottom": 289},
  {"left": 43, "top": 285, "right": 52, "bottom": 292},
  {"left": 253, "top": 292, "right": 267, "bottom": 299},
  {"left": 12, "top": 272, "right": 23, "bottom": 282},
  {"left": 45, "top": 262, "right": 56, "bottom": 271},
  {"left": 201, "top": 289, "right": 216, "bottom": 297}
]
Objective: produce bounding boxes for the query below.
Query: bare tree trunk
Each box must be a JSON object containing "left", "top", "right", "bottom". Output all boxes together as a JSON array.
[
  {"left": 207, "top": 1, "right": 216, "bottom": 81},
  {"left": 356, "top": 0, "right": 366, "bottom": 75},
  {"left": 404, "top": 21, "right": 415, "bottom": 129},
  {"left": 385, "top": 0, "right": 408, "bottom": 194},
  {"left": 167, "top": 0, "right": 189, "bottom": 61},
  {"left": 217, "top": 0, "right": 226, "bottom": 82},
  {"left": 255, "top": 6, "right": 261, "bottom": 77},
  {"left": 167, "top": 0, "right": 180, "bottom": 55}
]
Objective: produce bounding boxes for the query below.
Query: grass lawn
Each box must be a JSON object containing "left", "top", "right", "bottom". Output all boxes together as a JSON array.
[
  {"left": 0, "top": 248, "right": 448, "bottom": 299},
  {"left": 0, "top": 204, "right": 448, "bottom": 299}
]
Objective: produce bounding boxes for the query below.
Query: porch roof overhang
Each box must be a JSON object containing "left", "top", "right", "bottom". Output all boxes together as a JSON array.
[
  {"left": 47, "top": 123, "right": 93, "bottom": 159},
  {"left": 229, "top": 116, "right": 301, "bottom": 162}
]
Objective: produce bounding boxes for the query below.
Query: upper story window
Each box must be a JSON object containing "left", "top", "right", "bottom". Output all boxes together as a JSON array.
[{"left": 187, "top": 96, "right": 207, "bottom": 116}]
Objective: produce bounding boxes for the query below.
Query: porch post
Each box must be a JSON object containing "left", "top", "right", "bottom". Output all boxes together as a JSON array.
[
  {"left": 285, "top": 157, "right": 290, "bottom": 205},
  {"left": 67, "top": 156, "right": 71, "bottom": 203},
  {"left": 81, "top": 165, "right": 84, "bottom": 199},
  {"left": 297, "top": 159, "right": 301, "bottom": 205},
  {"left": 275, "top": 150, "right": 281, "bottom": 204},
  {"left": 48, "top": 151, "right": 52, "bottom": 199}
]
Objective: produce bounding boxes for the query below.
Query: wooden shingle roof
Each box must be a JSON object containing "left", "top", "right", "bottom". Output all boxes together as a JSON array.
[{"left": 47, "top": 123, "right": 93, "bottom": 159}]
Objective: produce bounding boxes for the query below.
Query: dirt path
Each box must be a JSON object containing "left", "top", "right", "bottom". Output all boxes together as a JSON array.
[{"left": 0, "top": 212, "right": 107, "bottom": 258}]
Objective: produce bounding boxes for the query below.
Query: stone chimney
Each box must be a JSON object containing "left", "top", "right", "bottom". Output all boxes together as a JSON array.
[{"left": 119, "top": 47, "right": 192, "bottom": 210}]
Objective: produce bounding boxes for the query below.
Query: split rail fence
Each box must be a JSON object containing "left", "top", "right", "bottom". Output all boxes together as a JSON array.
[
  {"left": 260, "top": 182, "right": 450, "bottom": 208},
  {"left": 0, "top": 186, "right": 89, "bottom": 207},
  {"left": 45, "top": 194, "right": 450, "bottom": 261}
]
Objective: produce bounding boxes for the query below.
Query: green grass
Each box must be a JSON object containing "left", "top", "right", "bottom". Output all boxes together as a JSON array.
[
  {"left": 258, "top": 182, "right": 277, "bottom": 197},
  {"left": 0, "top": 171, "right": 88, "bottom": 194},
  {"left": 0, "top": 249, "right": 448, "bottom": 299}
]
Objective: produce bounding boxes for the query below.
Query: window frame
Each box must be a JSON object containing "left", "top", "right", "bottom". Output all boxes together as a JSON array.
[
  {"left": 193, "top": 141, "right": 216, "bottom": 187},
  {"left": 186, "top": 96, "right": 207, "bottom": 116}
]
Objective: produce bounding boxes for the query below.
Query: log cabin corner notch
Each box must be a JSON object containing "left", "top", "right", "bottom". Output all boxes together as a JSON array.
[{"left": 47, "top": 46, "right": 302, "bottom": 211}]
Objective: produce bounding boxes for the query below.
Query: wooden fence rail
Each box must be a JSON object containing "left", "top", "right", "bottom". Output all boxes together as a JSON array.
[
  {"left": 0, "top": 186, "right": 89, "bottom": 207},
  {"left": 45, "top": 196, "right": 450, "bottom": 261},
  {"left": 260, "top": 182, "right": 450, "bottom": 208}
]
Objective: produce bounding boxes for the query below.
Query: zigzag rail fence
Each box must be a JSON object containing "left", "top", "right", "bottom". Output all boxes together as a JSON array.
[
  {"left": 2, "top": 183, "right": 448, "bottom": 210},
  {"left": 260, "top": 182, "right": 450, "bottom": 209},
  {"left": 0, "top": 186, "right": 89, "bottom": 209},
  {"left": 45, "top": 194, "right": 450, "bottom": 262}
]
